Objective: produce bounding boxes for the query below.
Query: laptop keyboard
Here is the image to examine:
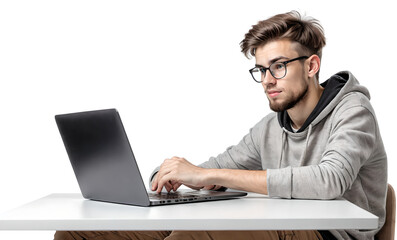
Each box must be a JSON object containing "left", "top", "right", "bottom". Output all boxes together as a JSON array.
[{"left": 148, "top": 192, "right": 198, "bottom": 200}]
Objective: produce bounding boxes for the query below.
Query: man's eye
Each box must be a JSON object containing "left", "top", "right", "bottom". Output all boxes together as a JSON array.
[{"left": 274, "top": 63, "right": 285, "bottom": 70}]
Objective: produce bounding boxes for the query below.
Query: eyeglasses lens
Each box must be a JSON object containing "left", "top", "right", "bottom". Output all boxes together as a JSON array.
[
  {"left": 251, "top": 63, "right": 286, "bottom": 82},
  {"left": 269, "top": 63, "right": 286, "bottom": 79}
]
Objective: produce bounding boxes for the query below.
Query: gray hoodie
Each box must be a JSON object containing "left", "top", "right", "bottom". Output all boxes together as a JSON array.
[{"left": 151, "top": 71, "right": 387, "bottom": 240}]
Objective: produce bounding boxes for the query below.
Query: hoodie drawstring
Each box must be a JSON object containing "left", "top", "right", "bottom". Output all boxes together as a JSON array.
[
  {"left": 279, "top": 129, "right": 287, "bottom": 168},
  {"left": 300, "top": 124, "right": 312, "bottom": 166}
]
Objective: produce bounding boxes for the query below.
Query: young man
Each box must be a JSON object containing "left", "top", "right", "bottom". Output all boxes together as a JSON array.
[{"left": 55, "top": 11, "right": 387, "bottom": 240}]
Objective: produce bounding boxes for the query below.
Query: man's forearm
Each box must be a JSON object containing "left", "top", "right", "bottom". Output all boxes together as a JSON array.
[
  {"left": 151, "top": 157, "right": 268, "bottom": 194},
  {"left": 205, "top": 168, "right": 268, "bottom": 195}
]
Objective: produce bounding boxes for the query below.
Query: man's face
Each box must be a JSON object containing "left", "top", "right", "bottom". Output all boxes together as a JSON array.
[{"left": 255, "top": 40, "right": 309, "bottom": 112}]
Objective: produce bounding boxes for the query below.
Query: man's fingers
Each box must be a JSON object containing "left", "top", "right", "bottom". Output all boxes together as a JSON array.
[
  {"left": 157, "top": 175, "right": 174, "bottom": 193},
  {"left": 154, "top": 161, "right": 174, "bottom": 192},
  {"left": 155, "top": 179, "right": 181, "bottom": 193},
  {"left": 151, "top": 174, "right": 159, "bottom": 191},
  {"left": 172, "top": 182, "right": 182, "bottom": 191},
  {"left": 164, "top": 181, "right": 173, "bottom": 193},
  {"left": 153, "top": 156, "right": 202, "bottom": 193},
  {"left": 203, "top": 185, "right": 222, "bottom": 191}
]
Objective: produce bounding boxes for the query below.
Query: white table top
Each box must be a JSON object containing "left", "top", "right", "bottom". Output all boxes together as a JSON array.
[{"left": 0, "top": 193, "right": 378, "bottom": 231}]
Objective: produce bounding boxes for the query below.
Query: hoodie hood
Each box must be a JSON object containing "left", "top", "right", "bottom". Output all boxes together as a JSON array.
[{"left": 277, "top": 71, "right": 370, "bottom": 133}]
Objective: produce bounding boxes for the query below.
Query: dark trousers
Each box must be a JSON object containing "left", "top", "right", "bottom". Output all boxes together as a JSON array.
[{"left": 54, "top": 230, "right": 324, "bottom": 240}]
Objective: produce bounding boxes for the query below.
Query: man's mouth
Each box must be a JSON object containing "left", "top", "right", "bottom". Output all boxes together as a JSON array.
[{"left": 267, "top": 90, "right": 281, "bottom": 98}]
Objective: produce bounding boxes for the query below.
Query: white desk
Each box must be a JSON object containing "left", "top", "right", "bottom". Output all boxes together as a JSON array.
[{"left": 0, "top": 193, "right": 378, "bottom": 231}]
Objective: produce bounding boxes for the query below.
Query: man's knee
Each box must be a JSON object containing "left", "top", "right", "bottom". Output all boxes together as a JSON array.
[
  {"left": 54, "top": 231, "right": 80, "bottom": 240},
  {"left": 165, "top": 230, "right": 279, "bottom": 240},
  {"left": 54, "top": 231, "right": 120, "bottom": 240},
  {"left": 54, "top": 230, "right": 172, "bottom": 240}
]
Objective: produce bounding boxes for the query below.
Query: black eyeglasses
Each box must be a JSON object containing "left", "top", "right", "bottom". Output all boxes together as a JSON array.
[{"left": 249, "top": 56, "right": 309, "bottom": 83}]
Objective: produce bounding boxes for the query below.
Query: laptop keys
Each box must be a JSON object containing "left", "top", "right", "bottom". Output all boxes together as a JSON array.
[{"left": 148, "top": 192, "right": 198, "bottom": 200}]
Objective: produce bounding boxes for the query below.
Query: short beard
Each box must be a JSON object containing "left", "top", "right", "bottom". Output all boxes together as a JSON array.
[{"left": 268, "top": 84, "right": 309, "bottom": 112}]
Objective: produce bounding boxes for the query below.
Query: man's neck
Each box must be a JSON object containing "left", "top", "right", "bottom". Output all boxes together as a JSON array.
[{"left": 288, "top": 83, "right": 324, "bottom": 130}]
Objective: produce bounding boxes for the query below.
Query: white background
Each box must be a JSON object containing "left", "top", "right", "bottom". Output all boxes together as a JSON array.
[{"left": 0, "top": 0, "right": 396, "bottom": 239}]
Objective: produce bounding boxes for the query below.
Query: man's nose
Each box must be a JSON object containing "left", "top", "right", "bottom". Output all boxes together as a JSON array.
[{"left": 261, "top": 71, "right": 277, "bottom": 88}]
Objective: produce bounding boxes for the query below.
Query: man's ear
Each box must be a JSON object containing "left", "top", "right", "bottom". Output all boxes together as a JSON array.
[{"left": 307, "top": 55, "right": 321, "bottom": 78}]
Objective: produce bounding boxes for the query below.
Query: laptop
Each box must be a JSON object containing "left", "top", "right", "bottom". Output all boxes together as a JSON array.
[{"left": 55, "top": 109, "right": 247, "bottom": 206}]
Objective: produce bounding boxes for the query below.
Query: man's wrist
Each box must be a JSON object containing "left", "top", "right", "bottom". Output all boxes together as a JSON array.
[{"left": 203, "top": 168, "right": 218, "bottom": 186}]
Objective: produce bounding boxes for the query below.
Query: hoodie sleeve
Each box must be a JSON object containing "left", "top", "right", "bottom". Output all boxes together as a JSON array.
[
  {"left": 198, "top": 117, "right": 266, "bottom": 171},
  {"left": 268, "top": 100, "right": 379, "bottom": 199}
]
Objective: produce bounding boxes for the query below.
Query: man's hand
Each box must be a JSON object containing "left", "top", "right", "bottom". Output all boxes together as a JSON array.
[
  {"left": 151, "top": 156, "right": 214, "bottom": 193},
  {"left": 151, "top": 156, "right": 268, "bottom": 195}
]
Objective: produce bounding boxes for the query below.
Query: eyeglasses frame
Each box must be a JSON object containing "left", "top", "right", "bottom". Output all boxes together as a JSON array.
[{"left": 249, "top": 56, "right": 309, "bottom": 83}]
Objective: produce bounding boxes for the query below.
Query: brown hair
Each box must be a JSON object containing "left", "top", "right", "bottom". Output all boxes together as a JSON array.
[{"left": 240, "top": 11, "right": 326, "bottom": 62}]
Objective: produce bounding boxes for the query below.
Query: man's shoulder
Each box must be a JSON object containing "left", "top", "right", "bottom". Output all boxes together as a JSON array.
[
  {"left": 256, "top": 112, "right": 278, "bottom": 125},
  {"left": 335, "top": 91, "right": 375, "bottom": 115},
  {"left": 251, "top": 112, "right": 280, "bottom": 133}
]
